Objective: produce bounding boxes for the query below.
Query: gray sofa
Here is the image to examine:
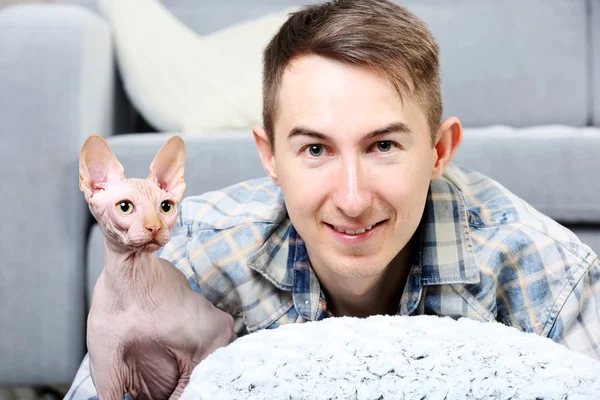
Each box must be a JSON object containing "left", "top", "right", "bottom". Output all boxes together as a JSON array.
[{"left": 2, "top": 0, "right": 600, "bottom": 388}]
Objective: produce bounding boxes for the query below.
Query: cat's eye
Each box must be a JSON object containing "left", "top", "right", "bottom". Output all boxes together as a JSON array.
[
  {"left": 116, "top": 200, "right": 134, "bottom": 215},
  {"left": 160, "top": 200, "right": 174, "bottom": 214}
]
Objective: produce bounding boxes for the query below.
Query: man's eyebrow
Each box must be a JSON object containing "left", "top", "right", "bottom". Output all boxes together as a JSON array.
[
  {"left": 365, "top": 122, "right": 412, "bottom": 140},
  {"left": 287, "top": 126, "right": 329, "bottom": 141},
  {"left": 287, "top": 122, "right": 412, "bottom": 141}
]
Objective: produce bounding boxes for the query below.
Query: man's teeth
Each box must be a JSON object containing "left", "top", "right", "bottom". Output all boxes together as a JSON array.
[{"left": 336, "top": 225, "right": 374, "bottom": 235}]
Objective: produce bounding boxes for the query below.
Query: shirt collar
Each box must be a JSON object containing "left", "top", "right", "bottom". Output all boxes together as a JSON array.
[
  {"left": 419, "top": 175, "right": 480, "bottom": 286},
  {"left": 246, "top": 220, "right": 326, "bottom": 321},
  {"left": 397, "top": 176, "right": 481, "bottom": 315}
]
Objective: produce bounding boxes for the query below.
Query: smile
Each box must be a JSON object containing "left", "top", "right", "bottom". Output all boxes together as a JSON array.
[
  {"left": 325, "top": 221, "right": 385, "bottom": 243},
  {"left": 333, "top": 223, "right": 378, "bottom": 235}
]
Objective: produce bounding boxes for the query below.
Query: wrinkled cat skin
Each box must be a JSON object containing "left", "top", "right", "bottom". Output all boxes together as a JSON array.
[{"left": 80, "top": 135, "right": 235, "bottom": 400}]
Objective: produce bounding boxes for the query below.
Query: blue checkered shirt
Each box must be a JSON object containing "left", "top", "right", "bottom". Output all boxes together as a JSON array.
[{"left": 65, "top": 163, "right": 600, "bottom": 399}]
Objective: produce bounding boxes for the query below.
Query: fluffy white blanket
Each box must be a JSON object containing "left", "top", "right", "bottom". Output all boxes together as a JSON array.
[{"left": 181, "top": 315, "right": 600, "bottom": 400}]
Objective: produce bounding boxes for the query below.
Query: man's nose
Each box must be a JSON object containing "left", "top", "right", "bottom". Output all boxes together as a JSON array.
[{"left": 332, "top": 155, "right": 372, "bottom": 218}]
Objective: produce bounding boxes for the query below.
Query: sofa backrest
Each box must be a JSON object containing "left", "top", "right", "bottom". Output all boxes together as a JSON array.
[{"left": 65, "top": 0, "right": 595, "bottom": 129}]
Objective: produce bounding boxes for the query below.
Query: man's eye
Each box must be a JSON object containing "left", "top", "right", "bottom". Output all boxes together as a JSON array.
[
  {"left": 375, "top": 141, "right": 393, "bottom": 152},
  {"left": 306, "top": 144, "right": 325, "bottom": 157}
]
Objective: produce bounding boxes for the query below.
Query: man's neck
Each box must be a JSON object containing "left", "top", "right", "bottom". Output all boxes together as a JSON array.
[{"left": 318, "top": 237, "right": 416, "bottom": 319}]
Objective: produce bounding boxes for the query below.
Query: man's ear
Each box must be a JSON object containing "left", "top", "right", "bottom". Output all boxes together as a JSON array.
[
  {"left": 148, "top": 135, "right": 186, "bottom": 203},
  {"left": 79, "top": 135, "right": 125, "bottom": 203},
  {"left": 431, "top": 117, "right": 463, "bottom": 180},
  {"left": 252, "top": 125, "right": 279, "bottom": 185}
]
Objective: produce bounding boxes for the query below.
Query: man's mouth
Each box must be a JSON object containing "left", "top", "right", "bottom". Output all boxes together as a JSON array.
[{"left": 327, "top": 221, "right": 384, "bottom": 235}]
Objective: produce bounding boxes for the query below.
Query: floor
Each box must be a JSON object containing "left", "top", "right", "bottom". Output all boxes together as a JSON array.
[
  {"left": 0, "top": 386, "right": 68, "bottom": 400},
  {"left": 0, "top": 0, "right": 48, "bottom": 11}
]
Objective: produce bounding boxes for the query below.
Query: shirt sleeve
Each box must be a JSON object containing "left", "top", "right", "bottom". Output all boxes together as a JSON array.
[
  {"left": 156, "top": 197, "right": 245, "bottom": 317},
  {"left": 549, "top": 254, "right": 600, "bottom": 361}
]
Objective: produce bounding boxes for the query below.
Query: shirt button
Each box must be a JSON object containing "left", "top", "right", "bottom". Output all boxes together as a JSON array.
[{"left": 305, "top": 300, "right": 309, "bottom": 304}]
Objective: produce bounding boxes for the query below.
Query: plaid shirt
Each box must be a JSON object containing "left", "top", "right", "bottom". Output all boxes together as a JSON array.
[{"left": 65, "top": 163, "right": 600, "bottom": 399}]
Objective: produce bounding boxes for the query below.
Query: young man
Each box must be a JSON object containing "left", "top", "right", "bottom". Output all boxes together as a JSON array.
[{"left": 67, "top": 0, "right": 600, "bottom": 397}]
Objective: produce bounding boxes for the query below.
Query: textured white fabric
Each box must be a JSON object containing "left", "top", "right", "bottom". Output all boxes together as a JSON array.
[
  {"left": 98, "top": 0, "right": 294, "bottom": 132},
  {"left": 182, "top": 315, "right": 600, "bottom": 399}
]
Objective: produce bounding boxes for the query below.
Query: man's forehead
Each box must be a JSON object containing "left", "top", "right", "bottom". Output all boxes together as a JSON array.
[
  {"left": 280, "top": 56, "right": 400, "bottom": 105},
  {"left": 274, "top": 55, "right": 427, "bottom": 135}
]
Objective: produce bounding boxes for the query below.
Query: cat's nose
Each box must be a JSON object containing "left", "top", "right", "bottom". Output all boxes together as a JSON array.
[{"left": 145, "top": 225, "right": 161, "bottom": 235}]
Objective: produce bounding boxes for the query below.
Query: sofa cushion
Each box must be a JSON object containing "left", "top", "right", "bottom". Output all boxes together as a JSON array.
[
  {"left": 453, "top": 125, "right": 600, "bottom": 223},
  {"left": 105, "top": 126, "right": 600, "bottom": 225}
]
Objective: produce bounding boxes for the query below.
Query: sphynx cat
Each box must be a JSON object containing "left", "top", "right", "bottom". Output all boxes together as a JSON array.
[{"left": 79, "top": 135, "right": 235, "bottom": 399}]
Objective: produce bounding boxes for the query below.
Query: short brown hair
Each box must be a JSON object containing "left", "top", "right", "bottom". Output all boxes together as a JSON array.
[{"left": 262, "top": 0, "right": 442, "bottom": 145}]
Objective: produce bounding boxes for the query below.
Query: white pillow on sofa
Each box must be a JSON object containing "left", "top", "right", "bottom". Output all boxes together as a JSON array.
[{"left": 98, "top": 0, "right": 296, "bottom": 133}]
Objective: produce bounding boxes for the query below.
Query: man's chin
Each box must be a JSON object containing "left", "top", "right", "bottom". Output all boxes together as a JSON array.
[
  {"left": 330, "top": 264, "right": 384, "bottom": 279},
  {"left": 314, "top": 252, "right": 386, "bottom": 279}
]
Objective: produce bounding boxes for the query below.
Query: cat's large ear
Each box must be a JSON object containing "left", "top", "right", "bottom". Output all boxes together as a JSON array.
[
  {"left": 148, "top": 135, "right": 186, "bottom": 203},
  {"left": 79, "top": 135, "right": 125, "bottom": 203}
]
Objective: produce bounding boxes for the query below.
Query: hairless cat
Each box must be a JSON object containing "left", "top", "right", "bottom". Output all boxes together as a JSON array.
[{"left": 79, "top": 135, "right": 235, "bottom": 399}]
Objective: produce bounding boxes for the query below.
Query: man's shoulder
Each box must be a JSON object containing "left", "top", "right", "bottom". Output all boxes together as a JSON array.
[
  {"left": 161, "top": 177, "right": 292, "bottom": 330},
  {"left": 441, "top": 164, "right": 598, "bottom": 336},
  {"left": 179, "top": 176, "right": 287, "bottom": 233},
  {"left": 442, "top": 163, "right": 591, "bottom": 261}
]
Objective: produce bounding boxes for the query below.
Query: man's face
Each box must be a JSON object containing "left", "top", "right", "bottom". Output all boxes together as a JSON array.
[{"left": 265, "top": 54, "right": 438, "bottom": 281}]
